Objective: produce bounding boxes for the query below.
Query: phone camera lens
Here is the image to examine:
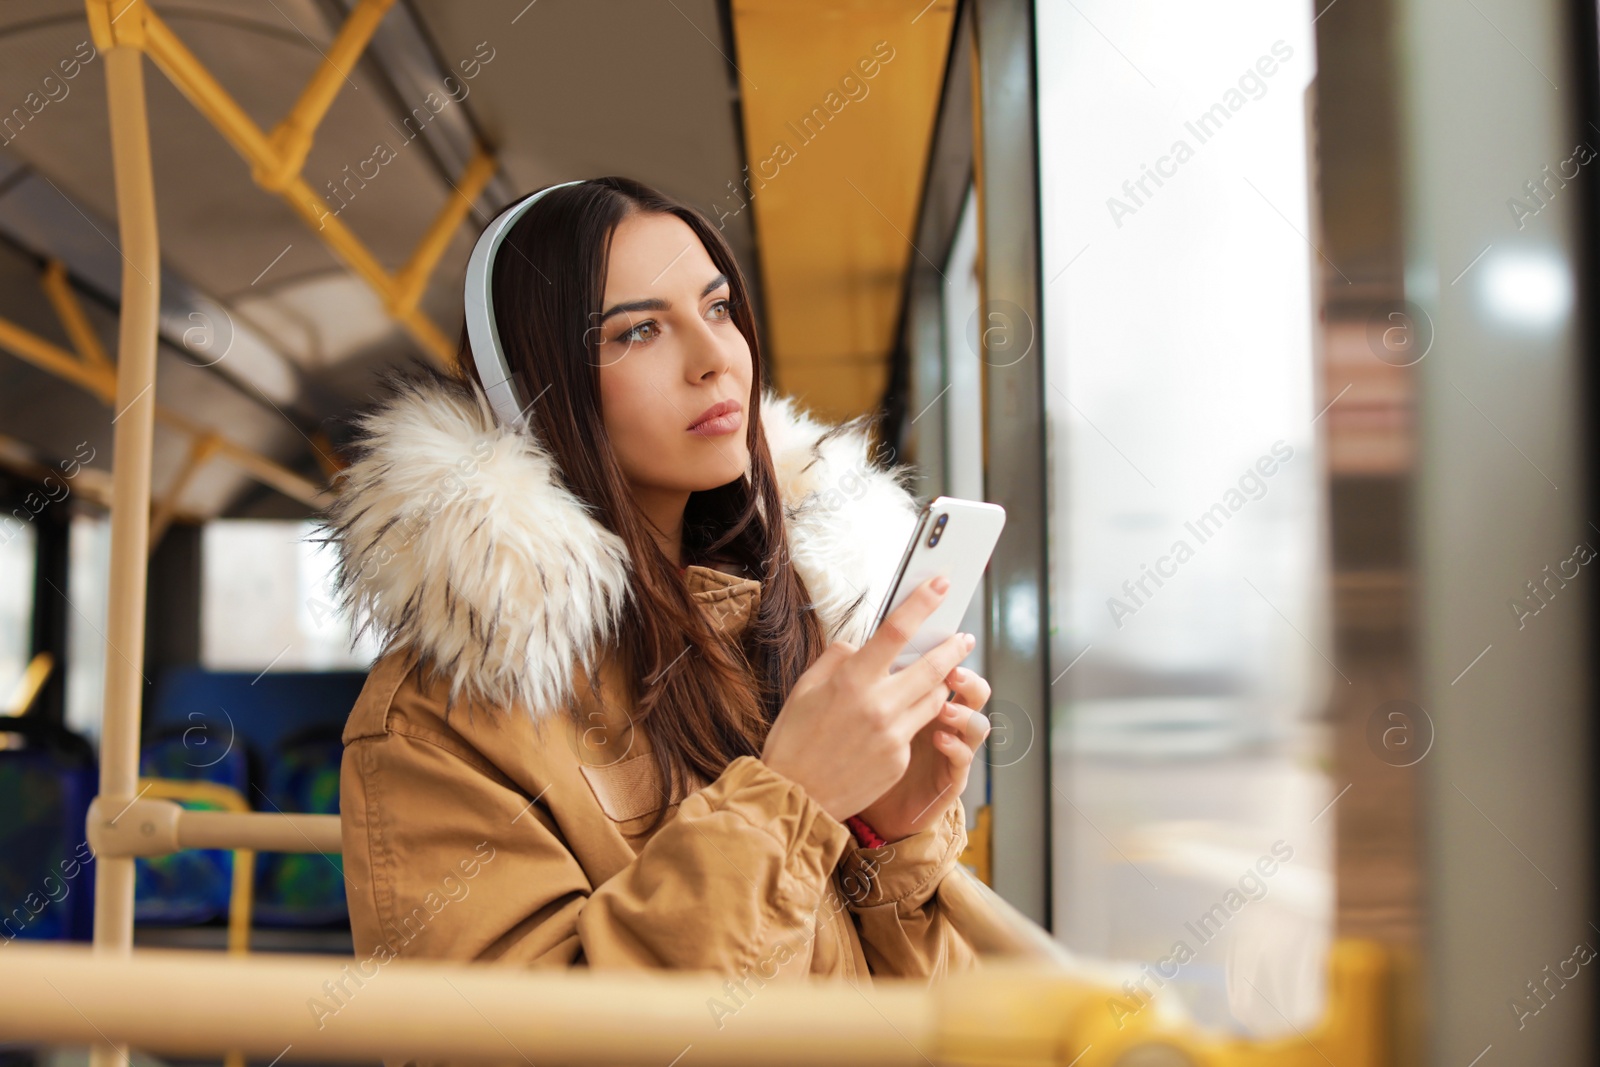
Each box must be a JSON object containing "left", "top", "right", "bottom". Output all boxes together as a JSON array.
[{"left": 928, "top": 513, "right": 947, "bottom": 548}]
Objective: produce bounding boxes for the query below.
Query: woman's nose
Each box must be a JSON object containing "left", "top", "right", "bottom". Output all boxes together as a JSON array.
[{"left": 686, "top": 317, "right": 731, "bottom": 381}]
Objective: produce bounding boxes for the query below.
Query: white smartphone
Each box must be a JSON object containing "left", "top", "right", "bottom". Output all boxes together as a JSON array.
[{"left": 870, "top": 496, "right": 1007, "bottom": 670}]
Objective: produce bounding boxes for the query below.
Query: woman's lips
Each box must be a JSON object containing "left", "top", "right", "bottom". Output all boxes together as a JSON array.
[
  {"left": 688, "top": 400, "right": 742, "bottom": 437},
  {"left": 689, "top": 411, "right": 742, "bottom": 437}
]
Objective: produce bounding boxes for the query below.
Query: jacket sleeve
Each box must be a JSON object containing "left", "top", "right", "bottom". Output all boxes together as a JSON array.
[
  {"left": 340, "top": 728, "right": 854, "bottom": 974},
  {"left": 835, "top": 798, "right": 979, "bottom": 978}
]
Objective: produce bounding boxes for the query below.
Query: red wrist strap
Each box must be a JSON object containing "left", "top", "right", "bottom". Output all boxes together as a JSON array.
[{"left": 845, "top": 814, "right": 887, "bottom": 848}]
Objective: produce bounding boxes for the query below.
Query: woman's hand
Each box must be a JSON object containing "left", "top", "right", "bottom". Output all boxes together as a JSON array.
[
  {"left": 760, "top": 577, "right": 975, "bottom": 822},
  {"left": 857, "top": 665, "right": 991, "bottom": 842}
]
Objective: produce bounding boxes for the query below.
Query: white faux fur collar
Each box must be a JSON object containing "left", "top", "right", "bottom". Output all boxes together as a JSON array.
[{"left": 322, "top": 371, "right": 920, "bottom": 716}]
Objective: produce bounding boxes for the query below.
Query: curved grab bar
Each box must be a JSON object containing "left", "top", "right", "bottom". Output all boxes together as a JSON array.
[{"left": 936, "top": 865, "right": 1073, "bottom": 966}]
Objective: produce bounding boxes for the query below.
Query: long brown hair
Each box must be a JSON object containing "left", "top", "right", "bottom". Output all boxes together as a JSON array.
[{"left": 461, "top": 176, "right": 826, "bottom": 826}]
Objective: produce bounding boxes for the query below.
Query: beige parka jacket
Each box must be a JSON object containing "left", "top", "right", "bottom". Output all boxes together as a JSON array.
[{"left": 325, "top": 372, "right": 978, "bottom": 993}]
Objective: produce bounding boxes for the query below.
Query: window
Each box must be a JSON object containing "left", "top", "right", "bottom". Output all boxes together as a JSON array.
[
  {"left": 201, "top": 519, "right": 378, "bottom": 672},
  {"left": 941, "top": 183, "right": 990, "bottom": 826},
  {"left": 65, "top": 513, "right": 109, "bottom": 743},
  {"left": 0, "top": 520, "right": 36, "bottom": 712},
  {"left": 1036, "top": 0, "right": 1331, "bottom": 1034}
]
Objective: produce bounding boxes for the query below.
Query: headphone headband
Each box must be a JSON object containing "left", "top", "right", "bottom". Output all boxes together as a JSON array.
[{"left": 463, "top": 180, "right": 586, "bottom": 430}]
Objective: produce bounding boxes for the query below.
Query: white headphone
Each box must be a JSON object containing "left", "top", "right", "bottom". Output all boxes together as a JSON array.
[{"left": 463, "top": 179, "right": 587, "bottom": 430}]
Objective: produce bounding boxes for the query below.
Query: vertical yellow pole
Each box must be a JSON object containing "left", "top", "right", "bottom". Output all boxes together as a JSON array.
[{"left": 86, "top": 4, "right": 160, "bottom": 1067}]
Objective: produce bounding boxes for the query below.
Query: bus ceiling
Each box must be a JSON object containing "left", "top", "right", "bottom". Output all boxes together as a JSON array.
[{"left": 0, "top": 0, "right": 957, "bottom": 521}]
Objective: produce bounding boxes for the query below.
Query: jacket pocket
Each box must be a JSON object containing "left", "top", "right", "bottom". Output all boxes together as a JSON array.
[{"left": 579, "top": 751, "right": 702, "bottom": 825}]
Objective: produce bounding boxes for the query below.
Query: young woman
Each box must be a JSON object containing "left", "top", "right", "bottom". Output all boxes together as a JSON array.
[{"left": 325, "top": 176, "right": 992, "bottom": 984}]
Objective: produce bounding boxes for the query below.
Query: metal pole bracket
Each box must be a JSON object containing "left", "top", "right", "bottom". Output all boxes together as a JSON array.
[{"left": 86, "top": 795, "right": 182, "bottom": 858}]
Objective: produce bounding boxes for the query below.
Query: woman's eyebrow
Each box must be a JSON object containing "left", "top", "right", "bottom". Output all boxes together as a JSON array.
[{"left": 599, "top": 273, "right": 729, "bottom": 324}]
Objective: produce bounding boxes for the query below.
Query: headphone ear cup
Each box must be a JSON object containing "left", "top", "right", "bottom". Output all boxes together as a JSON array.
[{"left": 464, "top": 180, "right": 587, "bottom": 430}]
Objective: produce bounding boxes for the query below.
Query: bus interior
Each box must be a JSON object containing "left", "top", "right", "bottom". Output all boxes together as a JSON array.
[{"left": 0, "top": 0, "right": 1595, "bottom": 1064}]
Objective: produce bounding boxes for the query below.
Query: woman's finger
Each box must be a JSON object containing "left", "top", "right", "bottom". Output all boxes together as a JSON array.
[
  {"left": 961, "top": 707, "right": 992, "bottom": 748},
  {"left": 789, "top": 639, "right": 855, "bottom": 701},
  {"left": 892, "top": 683, "right": 949, "bottom": 746},
  {"left": 855, "top": 577, "right": 950, "bottom": 677},
  {"left": 937, "top": 701, "right": 991, "bottom": 749},
  {"left": 935, "top": 727, "right": 976, "bottom": 772},
  {"left": 943, "top": 666, "right": 992, "bottom": 712}
]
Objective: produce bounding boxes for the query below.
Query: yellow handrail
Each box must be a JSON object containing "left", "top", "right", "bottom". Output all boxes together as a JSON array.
[
  {"left": 41, "top": 260, "right": 112, "bottom": 372},
  {"left": 119, "top": 0, "right": 494, "bottom": 367},
  {"left": 937, "top": 865, "right": 1073, "bottom": 966},
  {"left": 257, "top": 0, "right": 398, "bottom": 190},
  {"left": 152, "top": 404, "right": 330, "bottom": 509},
  {"left": 391, "top": 150, "right": 499, "bottom": 317},
  {"left": 2, "top": 652, "right": 54, "bottom": 715},
  {"left": 148, "top": 432, "right": 221, "bottom": 548},
  {"left": 83, "top": 15, "right": 159, "bottom": 1067},
  {"left": 137, "top": 777, "right": 256, "bottom": 1067},
  {"left": 0, "top": 312, "right": 113, "bottom": 400},
  {"left": 0, "top": 263, "right": 331, "bottom": 510},
  {"left": 0, "top": 939, "right": 1392, "bottom": 1066},
  {"left": 136, "top": 778, "right": 256, "bottom": 955}
]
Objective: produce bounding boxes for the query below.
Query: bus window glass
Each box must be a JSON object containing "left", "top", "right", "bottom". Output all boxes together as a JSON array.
[
  {"left": 943, "top": 184, "right": 989, "bottom": 821},
  {"left": 0, "top": 521, "right": 35, "bottom": 711},
  {"left": 201, "top": 519, "right": 378, "bottom": 672},
  {"left": 65, "top": 513, "right": 110, "bottom": 744},
  {"left": 1036, "top": 0, "right": 1332, "bottom": 1034}
]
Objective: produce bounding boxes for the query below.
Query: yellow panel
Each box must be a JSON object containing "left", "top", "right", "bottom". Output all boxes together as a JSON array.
[{"left": 730, "top": 0, "right": 956, "bottom": 423}]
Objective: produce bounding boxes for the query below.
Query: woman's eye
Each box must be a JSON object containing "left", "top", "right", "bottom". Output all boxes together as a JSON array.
[
  {"left": 708, "top": 298, "right": 732, "bottom": 321},
  {"left": 620, "top": 320, "right": 660, "bottom": 344}
]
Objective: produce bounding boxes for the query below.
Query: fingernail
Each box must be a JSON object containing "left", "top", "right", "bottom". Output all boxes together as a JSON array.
[
  {"left": 931, "top": 576, "right": 951, "bottom": 594},
  {"left": 964, "top": 633, "right": 976, "bottom": 650}
]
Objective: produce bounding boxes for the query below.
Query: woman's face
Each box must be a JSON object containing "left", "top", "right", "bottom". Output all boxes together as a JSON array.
[{"left": 594, "top": 211, "right": 754, "bottom": 503}]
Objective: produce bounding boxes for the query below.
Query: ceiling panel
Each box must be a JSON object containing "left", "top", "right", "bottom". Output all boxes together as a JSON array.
[
  {"left": 730, "top": 0, "right": 957, "bottom": 422},
  {"left": 406, "top": 0, "right": 760, "bottom": 298}
]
